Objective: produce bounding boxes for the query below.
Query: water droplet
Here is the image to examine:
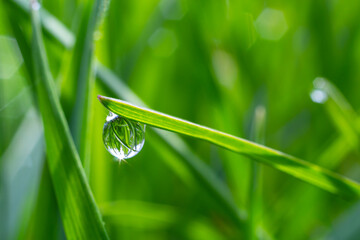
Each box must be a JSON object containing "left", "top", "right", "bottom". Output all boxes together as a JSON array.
[
  {"left": 310, "top": 89, "right": 328, "bottom": 104},
  {"left": 31, "top": 1, "right": 41, "bottom": 11},
  {"left": 102, "top": 112, "right": 146, "bottom": 161},
  {"left": 310, "top": 77, "right": 329, "bottom": 104}
]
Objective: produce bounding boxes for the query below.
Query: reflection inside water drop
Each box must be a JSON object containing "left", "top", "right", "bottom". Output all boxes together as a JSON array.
[{"left": 103, "top": 112, "right": 146, "bottom": 161}]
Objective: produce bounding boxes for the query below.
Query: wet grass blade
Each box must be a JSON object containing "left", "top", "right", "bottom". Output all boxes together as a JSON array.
[
  {"left": 98, "top": 95, "right": 360, "bottom": 200},
  {"left": 31, "top": 3, "right": 109, "bottom": 239}
]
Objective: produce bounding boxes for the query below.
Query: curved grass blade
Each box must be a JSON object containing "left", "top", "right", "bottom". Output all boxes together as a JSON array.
[
  {"left": 98, "top": 95, "right": 360, "bottom": 200},
  {"left": 31, "top": 3, "right": 109, "bottom": 239}
]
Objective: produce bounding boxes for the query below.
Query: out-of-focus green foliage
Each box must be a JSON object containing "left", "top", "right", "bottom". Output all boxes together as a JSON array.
[{"left": 1, "top": 0, "right": 360, "bottom": 239}]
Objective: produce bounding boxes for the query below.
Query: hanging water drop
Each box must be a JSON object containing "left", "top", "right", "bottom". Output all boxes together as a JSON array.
[
  {"left": 310, "top": 89, "right": 328, "bottom": 104},
  {"left": 102, "top": 111, "right": 146, "bottom": 161},
  {"left": 310, "top": 77, "right": 328, "bottom": 104}
]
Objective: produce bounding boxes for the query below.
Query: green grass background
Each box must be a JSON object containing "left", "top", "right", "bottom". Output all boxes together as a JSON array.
[{"left": 1, "top": 0, "right": 360, "bottom": 239}]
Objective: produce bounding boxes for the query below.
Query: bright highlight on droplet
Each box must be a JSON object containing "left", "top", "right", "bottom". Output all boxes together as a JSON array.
[{"left": 103, "top": 112, "right": 146, "bottom": 161}]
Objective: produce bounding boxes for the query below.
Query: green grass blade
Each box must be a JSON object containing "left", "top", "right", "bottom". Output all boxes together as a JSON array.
[
  {"left": 313, "top": 78, "right": 360, "bottom": 146},
  {"left": 31, "top": 3, "right": 109, "bottom": 239},
  {"left": 317, "top": 135, "right": 354, "bottom": 168},
  {"left": 98, "top": 95, "right": 360, "bottom": 199},
  {"left": 10, "top": 0, "right": 75, "bottom": 49},
  {"left": 25, "top": 162, "right": 62, "bottom": 240},
  {"left": 66, "top": 0, "right": 107, "bottom": 175},
  {"left": 0, "top": 109, "right": 43, "bottom": 239}
]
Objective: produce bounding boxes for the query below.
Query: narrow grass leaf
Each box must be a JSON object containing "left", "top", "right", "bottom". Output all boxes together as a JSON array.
[
  {"left": 24, "top": 162, "right": 62, "bottom": 240},
  {"left": 314, "top": 78, "right": 360, "bottom": 146},
  {"left": 98, "top": 96, "right": 360, "bottom": 199},
  {"left": 66, "top": 0, "right": 107, "bottom": 175},
  {"left": 31, "top": 4, "right": 109, "bottom": 239},
  {"left": 11, "top": 0, "right": 75, "bottom": 49}
]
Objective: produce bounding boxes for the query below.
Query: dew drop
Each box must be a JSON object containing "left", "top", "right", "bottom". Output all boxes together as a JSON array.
[
  {"left": 310, "top": 77, "right": 329, "bottom": 104},
  {"left": 31, "top": 1, "right": 41, "bottom": 11},
  {"left": 102, "top": 111, "right": 146, "bottom": 161},
  {"left": 310, "top": 89, "right": 328, "bottom": 104}
]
